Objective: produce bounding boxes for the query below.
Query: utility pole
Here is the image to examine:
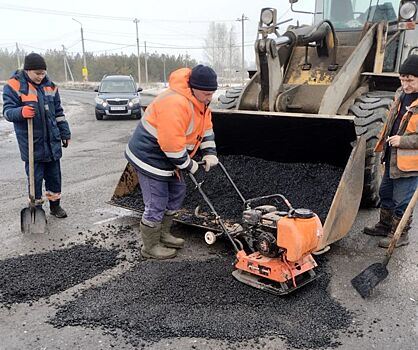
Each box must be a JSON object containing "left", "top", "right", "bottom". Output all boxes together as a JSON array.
[
  {"left": 62, "top": 45, "right": 68, "bottom": 81},
  {"left": 15, "top": 42, "right": 21, "bottom": 69},
  {"left": 72, "top": 18, "right": 88, "bottom": 81},
  {"left": 144, "top": 41, "right": 148, "bottom": 84},
  {"left": 162, "top": 55, "right": 167, "bottom": 87},
  {"left": 134, "top": 18, "right": 141, "bottom": 86},
  {"left": 236, "top": 13, "right": 248, "bottom": 84},
  {"left": 62, "top": 45, "right": 74, "bottom": 82}
]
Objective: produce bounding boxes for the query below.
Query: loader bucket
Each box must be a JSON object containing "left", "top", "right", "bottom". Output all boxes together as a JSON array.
[
  {"left": 211, "top": 109, "right": 365, "bottom": 250},
  {"left": 109, "top": 109, "right": 365, "bottom": 250}
]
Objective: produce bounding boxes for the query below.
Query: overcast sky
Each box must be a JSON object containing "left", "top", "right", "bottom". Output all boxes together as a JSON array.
[{"left": 0, "top": 0, "right": 315, "bottom": 65}]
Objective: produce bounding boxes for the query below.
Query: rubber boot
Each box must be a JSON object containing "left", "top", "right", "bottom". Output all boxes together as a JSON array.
[
  {"left": 378, "top": 215, "right": 411, "bottom": 248},
  {"left": 50, "top": 200, "right": 67, "bottom": 218},
  {"left": 160, "top": 215, "right": 185, "bottom": 249},
  {"left": 140, "top": 221, "right": 177, "bottom": 259},
  {"left": 363, "top": 208, "right": 393, "bottom": 237}
]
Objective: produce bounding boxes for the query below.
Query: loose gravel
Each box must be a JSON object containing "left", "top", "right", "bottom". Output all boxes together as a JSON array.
[
  {"left": 0, "top": 244, "right": 120, "bottom": 305},
  {"left": 51, "top": 255, "right": 353, "bottom": 349}
]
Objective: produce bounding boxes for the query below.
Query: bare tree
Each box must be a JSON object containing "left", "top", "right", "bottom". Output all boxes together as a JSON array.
[{"left": 204, "top": 22, "right": 239, "bottom": 83}]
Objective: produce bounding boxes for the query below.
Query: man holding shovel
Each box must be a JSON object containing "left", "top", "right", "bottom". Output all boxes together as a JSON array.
[
  {"left": 364, "top": 55, "right": 418, "bottom": 248},
  {"left": 3, "top": 53, "right": 71, "bottom": 220}
]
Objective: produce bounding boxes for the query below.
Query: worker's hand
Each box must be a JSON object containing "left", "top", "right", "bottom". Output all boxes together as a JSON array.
[
  {"left": 202, "top": 154, "right": 218, "bottom": 172},
  {"left": 21, "top": 106, "right": 35, "bottom": 119},
  {"left": 188, "top": 159, "right": 199, "bottom": 174},
  {"left": 62, "top": 139, "right": 70, "bottom": 148},
  {"left": 387, "top": 135, "right": 401, "bottom": 148}
]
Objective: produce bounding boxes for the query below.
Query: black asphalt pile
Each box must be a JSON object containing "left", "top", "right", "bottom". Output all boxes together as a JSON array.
[
  {"left": 51, "top": 255, "right": 353, "bottom": 349},
  {"left": 112, "top": 155, "right": 343, "bottom": 223},
  {"left": 0, "top": 244, "right": 120, "bottom": 305}
]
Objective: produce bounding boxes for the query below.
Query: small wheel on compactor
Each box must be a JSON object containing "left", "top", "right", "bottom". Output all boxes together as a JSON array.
[{"left": 204, "top": 231, "right": 217, "bottom": 245}]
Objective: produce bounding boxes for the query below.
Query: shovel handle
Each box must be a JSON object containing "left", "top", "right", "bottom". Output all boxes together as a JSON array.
[
  {"left": 28, "top": 118, "right": 35, "bottom": 206},
  {"left": 386, "top": 186, "right": 418, "bottom": 259}
]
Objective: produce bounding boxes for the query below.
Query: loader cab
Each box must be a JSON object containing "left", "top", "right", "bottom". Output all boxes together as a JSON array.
[{"left": 313, "top": 0, "right": 399, "bottom": 30}]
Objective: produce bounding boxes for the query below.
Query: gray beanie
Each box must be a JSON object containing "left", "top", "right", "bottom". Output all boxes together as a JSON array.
[{"left": 399, "top": 55, "right": 418, "bottom": 77}]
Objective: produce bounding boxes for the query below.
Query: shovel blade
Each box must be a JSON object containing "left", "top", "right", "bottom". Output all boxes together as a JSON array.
[
  {"left": 20, "top": 207, "right": 47, "bottom": 234},
  {"left": 351, "top": 263, "right": 388, "bottom": 298}
]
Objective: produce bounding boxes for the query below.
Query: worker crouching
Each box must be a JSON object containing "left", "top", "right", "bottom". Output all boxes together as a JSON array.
[
  {"left": 125, "top": 65, "right": 219, "bottom": 259},
  {"left": 364, "top": 55, "right": 418, "bottom": 248}
]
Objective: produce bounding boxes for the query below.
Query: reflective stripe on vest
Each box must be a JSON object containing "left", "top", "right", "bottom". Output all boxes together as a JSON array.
[
  {"left": 126, "top": 144, "right": 175, "bottom": 177},
  {"left": 44, "top": 86, "right": 57, "bottom": 97}
]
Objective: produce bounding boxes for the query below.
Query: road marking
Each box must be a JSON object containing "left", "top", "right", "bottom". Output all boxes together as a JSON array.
[{"left": 93, "top": 206, "right": 140, "bottom": 225}]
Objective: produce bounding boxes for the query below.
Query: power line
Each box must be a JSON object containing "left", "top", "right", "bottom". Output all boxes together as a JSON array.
[{"left": 0, "top": 4, "right": 239, "bottom": 23}]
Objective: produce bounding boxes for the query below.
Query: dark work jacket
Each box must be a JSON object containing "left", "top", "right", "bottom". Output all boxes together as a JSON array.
[{"left": 2, "top": 70, "right": 71, "bottom": 162}]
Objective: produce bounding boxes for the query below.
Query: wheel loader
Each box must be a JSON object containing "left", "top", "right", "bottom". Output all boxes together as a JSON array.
[{"left": 108, "top": 0, "right": 418, "bottom": 293}]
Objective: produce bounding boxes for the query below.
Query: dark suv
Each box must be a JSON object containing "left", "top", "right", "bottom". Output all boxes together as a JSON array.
[{"left": 94, "top": 75, "right": 142, "bottom": 120}]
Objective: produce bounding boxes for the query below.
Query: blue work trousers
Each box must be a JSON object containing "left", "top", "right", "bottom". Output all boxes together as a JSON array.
[
  {"left": 380, "top": 163, "right": 418, "bottom": 217},
  {"left": 25, "top": 159, "right": 62, "bottom": 200},
  {"left": 137, "top": 171, "right": 187, "bottom": 225}
]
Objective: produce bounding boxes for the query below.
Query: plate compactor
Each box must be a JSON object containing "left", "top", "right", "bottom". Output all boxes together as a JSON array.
[{"left": 188, "top": 161, "right": 323, "bottom": 296}]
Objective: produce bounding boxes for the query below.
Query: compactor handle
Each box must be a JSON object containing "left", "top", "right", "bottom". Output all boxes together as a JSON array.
[
  {"left": 194, "top": 160, "right": 246, "bottom": 204},
  {"left": 187, "top": 171, "right": 240, "bottom": 253}
]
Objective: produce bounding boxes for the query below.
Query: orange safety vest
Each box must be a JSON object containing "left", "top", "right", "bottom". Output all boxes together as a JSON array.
[{"left": 375, "top": 98, "right": 418, "bottom": 172}]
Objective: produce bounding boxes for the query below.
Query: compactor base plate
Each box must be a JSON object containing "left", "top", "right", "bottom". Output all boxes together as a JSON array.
[{"left": 232, "top": 268, "right": 319, "bottom": 296}]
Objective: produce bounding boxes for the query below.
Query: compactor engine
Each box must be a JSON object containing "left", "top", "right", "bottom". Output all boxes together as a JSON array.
[{"left": 232, "top": 196, "right": 323, "bottom": 295}]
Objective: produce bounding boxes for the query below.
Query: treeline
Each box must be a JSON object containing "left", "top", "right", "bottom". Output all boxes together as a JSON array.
[{"left": 0, "top": 49, "right": 198, "bottom": 83}]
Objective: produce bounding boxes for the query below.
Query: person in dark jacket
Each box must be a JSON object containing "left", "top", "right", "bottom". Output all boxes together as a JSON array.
[
  {"left": 363, "top": 55, "right": 418, "bottom": 247},
  {"left": 2, "top": 53, "right": 71, "bottom": 218}
]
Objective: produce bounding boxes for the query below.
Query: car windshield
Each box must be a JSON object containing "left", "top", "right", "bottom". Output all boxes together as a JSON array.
[
  {"left": 100, "top": 80, "right": 136, "bottom": 93},
  {"left": 321, "top": 0, "right": 400, "bottom": 29}
]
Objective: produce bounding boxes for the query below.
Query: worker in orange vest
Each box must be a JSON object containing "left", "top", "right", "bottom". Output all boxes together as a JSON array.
[
  {"left": 126, "top": 65, "right": 218, "bottom": 259},
  {"left": 364, "top": 55, "right": 418, "bottom": 248}
]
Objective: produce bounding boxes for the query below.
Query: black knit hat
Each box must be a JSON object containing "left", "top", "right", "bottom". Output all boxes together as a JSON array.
[
  {"left": 24, "top": 53, "right": 47, "bottom": 70},
  {"left": 189, "top": 65, "right": 218, "bottom": 91},
  {"left": 399, "top": 55, "right": 418, "bottom": 77}
]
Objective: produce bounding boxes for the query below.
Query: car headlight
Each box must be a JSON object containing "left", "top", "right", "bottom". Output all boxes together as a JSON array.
[
  {"left": 130, "top": 97, "right": 141, "bottom": 105},
  {"left": 95, "top": 97, "right": 104, "bottom": 104},
  {"left": 260, "top": 8, "right": 276, "bottom": 26},
  {"left": 399, "top": 2, "right": 417, "bottom": 20}
]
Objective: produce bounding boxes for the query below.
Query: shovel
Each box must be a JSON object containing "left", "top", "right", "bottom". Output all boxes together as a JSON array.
[
  {"left": 351, "top": 186, "right": 418, "bottom": 298},
  {"left": 20, "top": 118, "right": 47, "bottom": 234}
]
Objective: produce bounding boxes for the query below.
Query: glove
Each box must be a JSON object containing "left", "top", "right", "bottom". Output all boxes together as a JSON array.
[
  {"left": 62, "top": 139, "right": 70, "bottom": 148},
  {"left": 189, "top": 159, "right": 199, "bottom": 174},
  {"left": 21, "top": 106, "right": 35, "bottom": 119},
  {"left": 202, "top": 154, "right": 219, "bottom": 172}
]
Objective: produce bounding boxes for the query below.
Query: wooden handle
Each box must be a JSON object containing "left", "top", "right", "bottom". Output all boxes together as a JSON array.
[
  {"left": 28, "top": 118, "right": 35, "bottom": 205},
  {"left": 387, "top": 186, "right": 418, "bottom": 258}
]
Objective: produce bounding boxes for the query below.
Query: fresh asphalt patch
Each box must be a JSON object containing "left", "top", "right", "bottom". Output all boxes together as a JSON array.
[
  {"left": 50, "top": 254, "right": 355, "bottom": 349},
  {"left": 0, "top": 244, "right": 120, "bottom": 305}
]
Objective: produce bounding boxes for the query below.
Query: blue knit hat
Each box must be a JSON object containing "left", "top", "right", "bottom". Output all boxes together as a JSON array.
[{"left": 189, "top": 65, "right": 218, "bottom": 91}]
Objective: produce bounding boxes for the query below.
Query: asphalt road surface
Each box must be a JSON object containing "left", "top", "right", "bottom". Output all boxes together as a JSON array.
[{"left": 0, "top": 88, "right": 417, "bottom": 350}]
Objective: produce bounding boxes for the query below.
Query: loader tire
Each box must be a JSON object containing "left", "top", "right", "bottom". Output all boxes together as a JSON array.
[
  {"left": 348, "top": 91, "right": 394, "bottom": 207},
  {"left": 217, "top": 87, "right": 243, "bottom": 109}
]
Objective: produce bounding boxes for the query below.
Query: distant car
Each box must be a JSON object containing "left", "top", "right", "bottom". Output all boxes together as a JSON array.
[{"left": 94, "top": 75, "right": 143, "bottom": 120}]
